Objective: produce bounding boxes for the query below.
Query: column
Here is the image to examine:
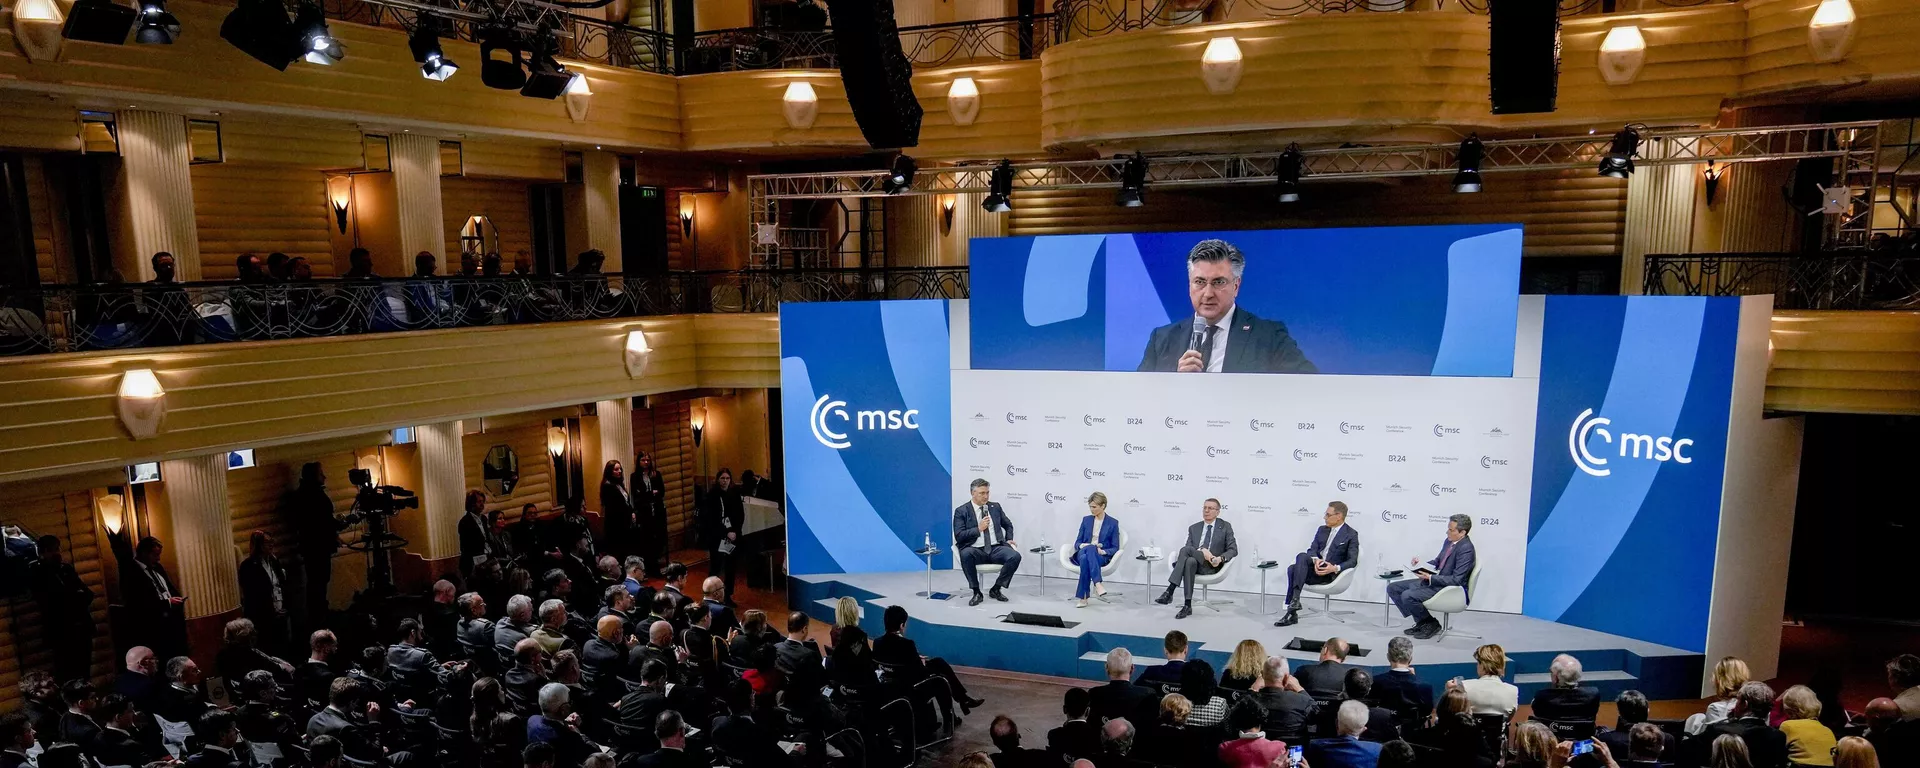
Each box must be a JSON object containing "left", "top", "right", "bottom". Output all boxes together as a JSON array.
[
  {"left": 391, "top": 133, "right": 447, "bottom": 267},
  {"left": 416, "top": 421, "right": 466, "bottom": 561},
  {"left": 160, "top": 453, "right": 239, "bottom": 619},
  {"left": 117, "top": 110, "right": 201, "bottom": 281},
  {"left": 1620, "top": 142, "right": 1699, "bottom": 295},
  {"left": 583, "top": 150, "right": 624, "bottom": 272},
  {"left": 598, "top": 398, "right": 635, "bottom": 483}
]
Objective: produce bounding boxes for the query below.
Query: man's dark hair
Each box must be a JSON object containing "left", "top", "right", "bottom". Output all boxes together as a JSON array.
[
  {"left": 137, "top": 537, "right": 164, "bottom": 557},
  {"left": 396, "top": 618, "right": 422, "bottom": 640},
  {"left": 0, "top": 713, "right": 27, "bottom": 747},
  {"left": 663, "top": 562, "right": 687, "bottom": 582},
  {"left": 542, "top": 569, "right": 568, "bottom": 589},
  {"left": 885, "top": 605, "right": 909, "bottom": 633},
  {"left": 1889, "top": 654, "right": 1920, "bottom": 690},
  {"left": 1628, "top": 722, "right": 1664, "bottom": 760},
  {"left": 522, "top": 741, "right": 556, "bottom": 768},
  {"left": 786, "top": 611, "right": 809, "bottom": 635},
  {"left": 969, "top": 478, "right": 990, "bottom": 491},
  {"left": 309, "top": 735, "right": 343, "bottom": 764},
  {"left": 604, "top": 584, "right": 629, "bottom": 608},
  {"left": 165, "top": 656, "right": 193, "bottom": 681},
  {"left": 1164, "top": 630, "right": 1189, "bottom": 656},
  {"left": 1186, "top": 239, "right": 1245, "bottom": 278},
  {"left": 1377, "top": 740, "right": 1418, "bottom": 768},
  {"left": 653, "top": 710, "right": 684, "bottom": 741},
  {"left": 328, "top": 677, "right": 363, "bottom": 708},
  {"left": 242, "top": 670, "right": 277, "bottom": 700},
  {"left": 1448, "top": 513, "right": 1473, "bottom": 534},
  {"left": 62, "top": 679, "right": 97, "bottom": 703},
  {"left": 95, "top": 693, "right": 133, "bottom": 722},
  {"left": 36, "top": 535, "right": 59, "bottom": 553},
  {"left": 1063, "top": 687, "right": 1090, "bottom": 719},
  {"left": 1615, "top": 690, "right": 1650, "bottom": 725},
  {"left": 193, "top": 709, "right": 236, "bottom": 742},
  {"left": 1343, "top": 667, "right": 1374, "bottom": 699},
  {"left": 1228, "top": 698, "right": 1264, "bottom": 732},
  {"left": 640, "top": 659, "right": 668, "bottom": 685},
  {"left": 652, "top": 592, "right": 676, "bottom": 617},
  {"left": 723, "top": 678, "right": 754, "bottom": 713},
  {"left": 624, "top": 556, "right": 646, "bottom": 574},
  {"left": 683, "top": 603, "right": 709, "bottom": 627}
]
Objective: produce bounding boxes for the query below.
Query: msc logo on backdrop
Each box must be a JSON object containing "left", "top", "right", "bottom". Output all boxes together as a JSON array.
[
  {"left": 1480, "top": 456, "right": 1509, "bottom": 469},
  {"left": 1044, "top": 492, "right": 1065, "bottom": 504},
  {"left": 1293, "top": 449, "right": 1319, "bottom": 461},
  {"left": 1206, "top": 446, "right": 1230, "bottom": 458},
  {"left": 1124, "top": 443, "right": 1143, "bottom": 455},
  {"left": 1430, "top": 483, "right": 1458, "bottom": 496},
  {"left": 1249, "top": 419, "right": 1275, "bottom": 431},
  {"left": 1165, "top": 417, "right": 1189, "bottom": 429},
  {"left": 968, "top": 437, "right": 991, "bottom": 448},
  {"left": 1005, "top": 464, "right": 1028, "bottom": 476},
  {"left": 1339, "top": 421, "right": 1363, "bottom": 434},
  {"left": 1006, "top": 412, "right": 1027, "bottom": 424},
  {"left": 1569, "top": 408, "right": 1694, "bottom": 477},
  {"left": 1084, "top": 415, "right": 1106, "bottom": 426},
  {"left": 1379, "top": 510, "right": 1407, "bottom": 523},
  {"left": 1433, "top": 424, "right": 1462, "bottom": 438},
  {"left": 1084, "top": 468, "right": 1106, "bottom": 479},
  {"left": 812, "top": 394, "right": 919, "bottom": 449},
  {"left": 1337, "top": 479, "right": 1362, "bottom": 491}
]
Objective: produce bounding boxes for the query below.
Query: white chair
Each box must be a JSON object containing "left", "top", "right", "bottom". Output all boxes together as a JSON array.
[
  {"left": 1058, "top": 526, "right": 1130, "bottom": 598},
  {"left": 1193, "top": 557, "right": 1234, "bottom": 610},
  {"left": 1421, "top": 557, "right": 1484, "bottom": 641},
  {"left": 1300, "top": 545, "right": 1361, "bottom": 622}
]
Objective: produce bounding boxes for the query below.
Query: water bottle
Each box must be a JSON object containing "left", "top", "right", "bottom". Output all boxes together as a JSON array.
[
  {"left": 1254, "top": 543, "right": 1262, "bottom": 566},
  {"left": 1041, "top": 529, "right": 1049, "bottom": 552},
  {"left": 923, "top": 531, "right": 931, "bottom": 551}
]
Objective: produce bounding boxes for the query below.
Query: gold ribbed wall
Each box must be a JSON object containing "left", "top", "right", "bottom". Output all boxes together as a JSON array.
[
  {"left": 888, "top": 192, "right": 1008, "bottom": 266},
  {"left": 0, "top": 94, "right": 81, "bottom": 151},
  {"left": 192, "top": 163, "right": 337, "bottom": 278},
  {"left": 160, "top": 453, "right": 240, "bottom": 619},
  {"left": 1621, "top": 142, "right": 1701, "bottom": 293},
  {"left": 0, "top": 489, "right": 108, "bottom": 707},
  {"left": 1714, "top": 161, "right": 1800, "bottom": 252},
  {"left": 1741, "top": 0, "right": 1920, "bottom": 99},
  {"left": 462, "top": 139, "right": 565, "bottom": 181},
  {"left": 913, "top": 63, "right": 1045, "bottom": 160},
  {"left": 678, "top": 70, "right": 868, "bottom": 153},
  {"left": 441, "top": 177, "right": 535, "bottom": 263},
  {"left": 1769, "top": 311, "right": 1920, "bottom": 416},
  {"left": 391, "top": 133, "right": 448, "bottom": 261},
  {"left": 117, "top": 110, "right": 202, "bottom": 281},
  {"left": 24, "top": 156, "right": 61, "bottom": 283},
  {"left": 416, "top": 421, "right": 466, "bottom": 560},
  {"left": 1521, "top": 6, "right": 1746, "bottom": 131},
  {"left": 583, "top": 150, "right": 624, "bottom": 266}
]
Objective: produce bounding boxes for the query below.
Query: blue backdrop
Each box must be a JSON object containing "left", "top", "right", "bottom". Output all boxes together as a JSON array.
[
  {"left": 1524, "top": 296, "right": 1739, "bottom": 653},
  {"left": 968, "top": 225, "right": 1523, "bottom": 376}
]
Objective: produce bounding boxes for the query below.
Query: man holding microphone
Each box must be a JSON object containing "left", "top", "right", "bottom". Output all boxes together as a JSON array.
[
  {"left": 953, "top": 479, "right": 1022, "bottom": 607},
  {"left": 1274, "top": 501, "right": 1361, "bottom": 628}
]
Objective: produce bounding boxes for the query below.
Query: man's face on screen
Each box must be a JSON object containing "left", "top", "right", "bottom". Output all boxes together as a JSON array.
[
  {"left": 971, "top": 485, "right": 991, "bottom": 506},
  {"left": 1188, "top": 259, "right": 1240, "bottom": 325},
  {"left": 1201, "top": 501, "right": 1219, "bottom": 522}
]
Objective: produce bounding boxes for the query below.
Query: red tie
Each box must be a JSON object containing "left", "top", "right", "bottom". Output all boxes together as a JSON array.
[{"left": 1437, "top": 543, "right": 1452, "bottom": 572}]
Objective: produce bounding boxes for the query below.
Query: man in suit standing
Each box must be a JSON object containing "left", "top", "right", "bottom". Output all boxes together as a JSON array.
[
  {"left": 1275, "top": 502, "right": 1360, "bottom": 628},
  {"left": 30, "top": 535, "right": 97, "bottom": 684},
  {"left": 1154, "top": 499, "right": 1237, "bottom": 619},
  {"left": 458, "top": 490, "right": 494, "bottom": 580},
  {"left": 1306, "top": 701, "right": 1384, "bottom": 768},
  {"left": 110, "top": 532, "right": 188, "bottom": 662},
  {"left": 954, "top": 478, "right": 1022, "bottom": 607},
  {"left": 1135, "top": 239, "right": 1316, "bottom": 375},
  {"left": 1294, "top": 638, "right": 1357, "bottom": 703},
  {"left": 238, "top": 531, "right": 292, "bottom": 656},
  {"left": 1089, "top": 649, "right": 1160, "bottom": 725},
  {"left": 1385, "top": 514, "right": 1477, "bottom": 640}
]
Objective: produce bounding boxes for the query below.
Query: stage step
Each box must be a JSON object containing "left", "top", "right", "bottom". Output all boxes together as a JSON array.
[{"left": 1514, "top": 670, "right": 1642, "bottom": 699}]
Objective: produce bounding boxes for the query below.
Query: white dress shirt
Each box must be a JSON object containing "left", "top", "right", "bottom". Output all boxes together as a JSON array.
[
  {"left": 1089, "top": 516, "right": 1105, "bottom": 552},
  {"left": 975, "top": 504, "right": 995, "bottom": 548},
  {"left": 1202, "top": 305, "right": 1235, "bottom": 373}
]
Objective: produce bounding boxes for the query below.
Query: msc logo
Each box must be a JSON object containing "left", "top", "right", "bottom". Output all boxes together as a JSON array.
[
  {"left": 1164, "top": 417, "right": 1189, "bottom": 429},
  {"left": 1339, "top": 421, "right": 1364, "bottom": 434},
  {"left": 1249, "top": 419, "right": 1275, "bottom": 431},
  {"left": 1005, "top": 464, "right": 1028, "bottom": 476},
  {"left": 1297, "top": 422, "right": 1316, "bottom": 431},
  {"left": 1379, "top": 510, "right": 1407, "bottom": 523},
  {"left": 1084, "top": 415, "right": 1106, "bottom": 426},
  {"left": 1083, "top": 468, "right": 1106, "bottom": 479},
  {"left": 1123, "top": 442, "right": 1143, "bottom": 455},
  {"left": 1206, "top": 445, "right": 1231, "bottom": 458},
  {"left": 811, "top": 394, "right": 919, "bottom": 449},
  {"left": 1569, "top": 408, "right": 1694, "bottom": 477},
  {"left": 1293, "top": 449, "right": 1319, "bottom": 461},
  {"left": 1005, "top": 412, "right": 1027, "bottom": 424},
  {"left": 1047, "top": 442, "right": 1064, "bottom": 449},
  {"left": 969, "top": 437, "right": 992, "bottom": 449},
  {"left": 1433, "top": 424, "right": 1462, "bottom": 438},
  {"left": 1251, "top": 477, "right": 1270, "bottom": 485},
  {"left": 1387, "top": 454, "right": 1408, "bottom": 463},
  {"left": 1337, "top": 479, "right": 1363, "bottom": 491},
  {"left": 1167, "top": 474, "right": 1184, "bottom": 481},
  {"left": 1480, "top": 456, "right": 1509, "bottom": 469},
  {"left": 1429, "top": 483, "right": 1458, "bottom": 496},
  {"left": 1044, "top": 492, "right": 1065, "bottom": 504}
]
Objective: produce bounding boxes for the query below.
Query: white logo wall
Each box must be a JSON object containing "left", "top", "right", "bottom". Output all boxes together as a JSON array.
[{"left": 951, "top": 369, "right": 1538, "bottom": 612}]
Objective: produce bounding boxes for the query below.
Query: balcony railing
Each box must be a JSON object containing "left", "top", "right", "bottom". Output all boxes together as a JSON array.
[
  {"left": 323, "top": 0, "right": 676, "bottom": 75},
  {"left": 1642, "top": 252, "right": 1920, "bottom": 310},
  {"left": 0, "top": 268, "right": 968, "bottom": 357}
]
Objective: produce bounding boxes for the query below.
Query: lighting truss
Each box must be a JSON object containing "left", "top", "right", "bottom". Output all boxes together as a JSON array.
[{"left": 346, "top": 0, "right": 584, "bottom": 40}]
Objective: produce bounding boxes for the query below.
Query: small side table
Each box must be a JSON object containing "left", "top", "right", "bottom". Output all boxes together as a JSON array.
[
  {"left": 1136, "top": 552, "right": 1165, "bottom": 605},
  {"left": 1030, "top": 544, "right": 1057, "bottom": 596},
  {"left": 1254, "top": 560, "right": 1280, "bottom": 614},
  {"left": 1375, "top": 572, "right": 1401, "bottom": 628},
  {"left": 917, "top": 545, "right": 945, "bottom": 599}
]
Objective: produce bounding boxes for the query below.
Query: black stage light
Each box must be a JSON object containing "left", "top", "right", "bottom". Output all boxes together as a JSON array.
[
  {"left": 981, "top": 159, "right": 1013, "bottom": 213},
  {"left": 519, "top": 28, "right": 571, "bottom": 99},
  {"left": 883, "top": 155, "right": 917, "bottom": 194},
  {"left": 220, "top": 0, "right": 295, "bottom": 69},
  {"left": 1274, "top": 143, "right": 1303, "bottom": 203},
  {"left": 292, "top": 0, "right": 342, "bottom": 65},
  {"left": 1598, "top": 125, "right": 1640, "bottom": 179},
  {"left": 410, "top": 22, "right": 458, "bottom": 81},
  {"left": 64, "top": 0, "right": 137, "bottom": 45},
  {"left": 1453, "top": 134, "right": 1484, "bottom": 193},
  {"left": 1115, "top": 152, "right": 1147, "bottom": 208},
  {"left": 133, "top": 0, "right": 179, "bottom": 43},
  {"left": 479, "top": 27, "right": 527, "bottom": 91}
]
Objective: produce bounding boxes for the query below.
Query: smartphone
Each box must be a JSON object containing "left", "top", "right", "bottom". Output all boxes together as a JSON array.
[
  {"left": 1287, "top": 745, "right": 1304, "bottom": 767},
  {"left": 1569, "top": 739, "right": 1596, "bottom": 756}
]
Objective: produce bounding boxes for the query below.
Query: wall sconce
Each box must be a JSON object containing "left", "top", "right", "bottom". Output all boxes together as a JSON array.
[
  {"left": 356, "top": 452, "right": 384, "bottom": 487},
  {"left": 690, "top": 408, "right": 705, "bottom": 447},
  {"left": 11, "top": 0, "right": 65, "bottom": 63},
  {"left": 678, "top": 197, "right": 695, "bottom": 237},
  {"left": 116, "top": 368, "right": 166, "bottom": 440},
  {"left": 1703, "top": 161, "right": 1721, "bottom": 208},
  {"left": 326, "top": 175, "right": 352, "bottom": 233},
  {"left": 624, "top": 329, "right": 652, "bottom": 378},
  {"left": 1807, "top": 0, "right": 1856, "bottom": 63},
  {"left": 547, "top": 426, "right": 568, "bottom": 457},
  {"left": 941, "top": 197, "right": 956, "bottom": 234},
  {"left": 96, "top": 493, "right": 127, "bottom": 535},
  {"left": 1200, "top": 37, "right": 1243, "bottom": 95},
  {"left": 782, "top": 82, "right": 818, "bottom": 130},
  {"left": 946, "top": 76, "right": 980, "bottom": 126},
  {"left": 1598, "top": 25, "right": 1647, "bottom": 85},
  {"left": 564, "top": 73, "right": 593, "bottom": 123}
]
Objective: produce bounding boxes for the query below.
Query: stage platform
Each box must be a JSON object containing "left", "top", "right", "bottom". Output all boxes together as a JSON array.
[{"left": 791, "top": 570, "right": 1706, "bottom": 701}]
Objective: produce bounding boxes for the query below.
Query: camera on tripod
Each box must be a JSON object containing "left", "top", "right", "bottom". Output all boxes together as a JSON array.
[{"left": 346, "top": 467, "right": 419, "bottom": 523}]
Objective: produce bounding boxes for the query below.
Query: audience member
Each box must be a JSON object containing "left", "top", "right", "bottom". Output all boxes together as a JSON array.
[
  {"left": 1779, "top": 685, "right": 1837, "bottom": 767},
  {"left": 1253, "top": 656, "right": 1315, "bottom": 743},
  {"left": 300, "top": 629, "right": 343, "bottom": 707},
  {"left": 1135, "top": 695, "right": 1194, "bottom": 768},
  {"left": 527, "top": 683, "right": 601, "bottom": 767},
  {"left": 1460, "top": 643, "right": 1519, "bottom": 717},
  {"left": 18, "top": 672, "right": 61, "bottom": 748},
  {"left": 1861, "top": 698, "right": 1913, "bottom": 766},
  {"left": 29, "top": 534, "right": 97, "bottom": 684},
  {"left": 114, "top": 647, "right": 163, "bottom": 715},
  {"left": 1094, "top": 718, "right": 1151, "bottom": 768},
  {"left": 1091, "top": 648, "right": 1161, "bottom": 725},
  {"left": 1137, "top": 631, "right": 1191, "bottom": 689},
  {"left": 1620, "top": 722, "right": 1667, "bottom": 768},
  {"left": 1889, "top": 654, "right": 1920, "bottom": 721},
  {"left": 158, "top": 656, "right": 216, "bottom": 725},
  {"left": 1711, "top": 733, "right": 1754, "bottom": 768},
  {"left": 989, "top": 715, "right": 1050, "bottom": 768},
  {"left": 186, "top": 710, "right": 244, "bottom": 768},
  {"left": 633, "top": 710, "right": 698, "bottom": 768},
  {"left": 1689, "top": 657, "right": 1752, "bottom": 736},
  {"left": 1411, "top": 688, "right": 1491, "bottom": 768},
  {"left": 1308, "top": 700, "right": 1383, "bottom": 768},
  {"left": 1530, "top": 654, "right": 1601, "bottom": 734},
  {"left": 1372, "top": 637, "right": 1434, "bottom": 726},
  {"left": 1377, "top": 739, "right": 1418, "bottom": 768},
  {"left": 1507, "top": 721, "right": 1557, "bottom": 768},
  {"left": 1179, "top": 659, "right": 1229, "bottom": 729},
  {"left": 703, "top": 577, "right": 739, "bottom": 636},
  {"left": 1339, "top": 668, "right": 1399, "bottom": 743},
  {"left": 1217, "top": 700, "right": 1287, "bottom": 768},
  {"left": 1296, "top": 638, "right": 1357, "bottom": 702},
  {"left": 1684, "top": 681, "right": 1786, "bottom": 768},
  {"left": 1833, "top": 736, "right": 1880, "bottom": 768},
  {"left": 1049, "top": 688, "right": 1101, "bottom": 761},
  {"left": 59, "top": 680, "right": 103, "bottom": 749},
  {"left": 1599, "top": 691, "right": 1674, "bottom": 760},
  {"left": 873, "top": 605, "right": 984, "bottom": 712},
  {"left": 1220, "top": 640, "right": 1266, "bottom": 691},
  {"left": 92, "top": 693, "right": 164, "bottom": 767},
  {"left": 0, "top": 713, "right": 32, "bottom": 768}
]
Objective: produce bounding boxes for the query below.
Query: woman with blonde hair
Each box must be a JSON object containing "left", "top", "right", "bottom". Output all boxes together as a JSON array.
[
  {"left": 1689, "top": 657, "right": 1751, "bottom": 735},
  {"left": 1219, "top": 639, "right": 1265, "bottom": 691},
  {"left": 1779, "top": 684, "right": 1838, "bottom": 766},
  {"left": 828, "top": 596, "right": 862, "bottom": 648},
  {"left": 1712, "top": 733, "right": 1754, "bottom": 768},
  {"left": 1137, "top": 694, "right": 1193, "bottom": 767},
  {"left": 1833, "top": 736, "right": 1880, "bottom": 768},
  {"left": 1071, "top": 492, "right": 1121, "bottom": 607},
  {"left": 1506, "top": 721, "right": 1557, "bottom": 768},
  {"left": 1460, "top": 643, "right": 1519, "bottom": 716}
]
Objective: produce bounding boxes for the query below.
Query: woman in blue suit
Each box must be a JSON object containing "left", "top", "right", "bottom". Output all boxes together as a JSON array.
[{"left": 1073, "top": 492, "right": 1121, "bottom": 607}]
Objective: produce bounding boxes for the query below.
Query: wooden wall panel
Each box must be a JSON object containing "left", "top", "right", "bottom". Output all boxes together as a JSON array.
[
  {"left": 679, "top": 71, "right": 868, "bottom": 153},
  {"left": 462, "top": 140, "right": 564, "bottom": 181},
  {"left": 462, "top": 423, "right": 556, "bottom": 521},
  {"left": 24, "top": 156, "right": 61, "bottom": 284},
  {"left": 1768, "top": 310, "right": 1920, "bottom": 416},
  {"left": 215, "top": 117, "right": 364, "bottom": 169},
  {"left": 632, "top": 400, "right": 696, "bottom": 547},
  {"left": 1741, "top": 0, "right": 1920, "bottom": 100},
  {"left": 0, "top": 490, "right": 110, "bottom": 712},
  {"left": 228, "top": 462, "right": 296, "bottom": 556},
  {"left": 0, "top": 96, "right": 79, "bottom": 152},
  {"left": 691, "top": 314, "right": 780, "bottom": 388},
  {"left": 1529, "top": 6, "right": 1745, "bottom": 131},
  {"left": 441, "top": 177, "right": 535, "bottom": 263},
  {"left": 192, "top": 163, "right": 338, "bottom": 278},
  {"left": 912, "top": 62, "right": 1045, "bottom": 161}
]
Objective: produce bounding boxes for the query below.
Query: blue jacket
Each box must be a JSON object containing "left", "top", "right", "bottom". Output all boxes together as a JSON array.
[
  {"left": 1424, "top": 536, "right": 1476, "bottom": 601},
  {"left": 1305, "top": 736, "right": 1382, "bottom": 768},
  {"left": 954, "top": 501, "right": 1016, "bottom": 549},
  {"left": 1305, "top": 524, "right": 1360, "bottom": 572},
  {"left": 1074, "top": 515, "right": 1121, "bottom": 560}
]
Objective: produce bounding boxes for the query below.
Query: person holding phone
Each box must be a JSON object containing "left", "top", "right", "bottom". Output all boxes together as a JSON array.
[
  {"left": 1385, "top": 515, "right": 1477, "bottom": 640},
  {"left": 1275, "top": 502, "right": 1360, "bottom": 628},
  {"left": 1072, "top": 492, "right": 1121, "bottom": 608}
]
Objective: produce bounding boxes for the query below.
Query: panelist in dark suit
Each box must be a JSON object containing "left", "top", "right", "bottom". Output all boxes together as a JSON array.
[
  {"left": 1071, "top": 493, "right": 1122, "bottom": 607},
  {"left": 1154, "top": 499, "right": 1237, "bottom": 619},
  {"left": 953, "top": 479, "right": 1022, "bottom": 607},
  {"left": 1135, "top": 239, "right": 1315, "bottom": 375},
  {"left": 1276, "top": 502, "right": 1361, "bottom": 627},
  {"left": 1386, "top": 514, "right": 1477, "bottom": 640}
]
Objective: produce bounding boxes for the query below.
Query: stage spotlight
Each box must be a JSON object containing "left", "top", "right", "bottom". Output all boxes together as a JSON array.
[
  {"left": 981, "top": 159, "right": 1014, "bottom": 213},
  {"left": 1453, "top": 134, "right": 1484, "bottom": 193},
  {"left": 292, "top": 0, "right": 342, "bottom": 65},
  {"left": 1274, "top": 144, "right": 1303, "bottom": 203},
  {"left": 63, "top": 0, "right": 136, "bottom": 45},
  {"left": 519, "top": 28, "right": 572, "bottom": 99},
  {"left": 1115, "top": 152, "right": 1147, "bottom": 208},
  {"left": 220, "top": 0, "right": 295, "bottom": 69},
  {"left": 133, "top": 0, "right": 179, "bottom": 44},
  {"left": 883, "top": 155, "right": 917, "bottom": 194},
  {"left": 1598, "top": 125, "right": 1640, "bottom": 179},
  {"left": 479, "top": 27, "right": 527, "bottom": 91},
  {"left": 410, "top": 22, "right": 458, "bottom": 81}
]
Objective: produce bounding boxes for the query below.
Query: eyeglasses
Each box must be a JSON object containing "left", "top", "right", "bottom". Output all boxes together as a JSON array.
[{"left": 1190, "top": 277, "right": 1235, "bottom": 290}]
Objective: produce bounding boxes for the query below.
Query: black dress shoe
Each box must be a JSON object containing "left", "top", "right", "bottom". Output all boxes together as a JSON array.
[
  {"left": 1154, "top": 588, "right": 1175, "bottom": 605},
  {"left": 989, "top": 588, "right": 1009, "bottom": 602},
  {"left": 1402, "top": 623, "right": 1422, "bottom": 636},
  {"left": 962, "top": 695, "right": 987, "bottom": 712},
  {"left": 1411, "top": 620, "right": 1441, "bottom": 639},
  {"left": 1174, "top": 605, "right": 1192, "bottom": 619},
  {"left": 1273, "top": 609, "right": 1300, "bottom": 628},
  {"left": 968, "top": 592, "right": 984, "bottom": 607}
]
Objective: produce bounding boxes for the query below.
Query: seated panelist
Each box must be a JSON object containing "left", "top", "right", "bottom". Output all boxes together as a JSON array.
[
  {"left": 1275, "top": 501, "right": 1360, "bottom": 628},
  {"left": 1071, "top": 492, "right": 1121, "bottom": 608},
  {"left": 1154, "top": 498, "right": 1236, "bottom": 620},
  {"left": 953, "top": 478, "right": 1022, "bottom": 607},
  {"left": 1386, "top": 514, "right": 1477, "bottom": 640}
]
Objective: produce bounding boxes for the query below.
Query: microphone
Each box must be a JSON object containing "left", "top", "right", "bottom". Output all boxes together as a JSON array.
[{"left": 1187, "top": 315, "right": 1208, "bottom": 353}]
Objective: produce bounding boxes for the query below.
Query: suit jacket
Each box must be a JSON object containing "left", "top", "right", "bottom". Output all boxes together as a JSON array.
[
  {"left": 1304, "top": 525, "right": 1360, "bottom": 573},
  {"left": 61, "top": 711, "right": 103, "bottom": 751},
  {"left": 697, "top": 489, "right": 743, "bottom": 550},
  {"left": 871, "top": 633, "right": 930, "bottom": 684},
  {"left": 1, "top": 751, "right": 33, "bottom": 768},
  {"left": 458, "top": 512, "right": 492, "bottom": 574},
  {"left": 297, "top": 660, "right": 339, "bottom": 707},
  {"left": 1529, "top": 686, "right": 1601, "bottom": 726},
  {"left": 184, "top": 746, "right": 242, "bottom": 768},
  {"left": 582, "top": 637, "right": 630, "bottom": 693},
  {"left": 494, "top": 619, "right": 533, "bottom": 660},
  {"left": 1089, "top": 679, "right": 1160, "bottom": 725},
  {"left": 1597, "top": 725, "right": 1673, "bottom": 765},
  {"left": 1305, "top": 736, "right": 1382, "bottom": 768},
  {"left": 775, "top": 638, "right": 826, "bottom": 693},
  {"left": 156, "top": 683, "right": 215, "bottom": 725},
  {"left": 953, "top": 501, "right": 1016, "bottom": 550},
  {"left": 1294, "top": 660, "right": 1356, "bottom": 702},
  {"left": 114, "top": 670, "right": 163, "bottom": 714},
  {"left": 1422, "top": 536, "right": 1477, "bottom": 597},
  {"left": 304, "top": 706, "right": 381, "bottom": 762},
  {"left": 1136, "top": 307, "right": 1316, "bottom": 374},
  {"left": 617, "top": 687, "right": 672, "bottom": 727},
  {"left": 92, "top": 726, "right": 162, "bottom": 767},
  {"left": 710, "top": 714, "right": 789, "bottom": 768},
  {"left": 29, "top": 559, "right": 95, "bottom": 630},
  {"left": 1047, "top": 719, "right": 1101, "bottom": 760},
  {"left": 1136, "top": 660, "right": 1186, "bottom": 689},
  {"left": 1074, "top": 515, "right": 1123, "bottom": 563},
  {"left": 1254, "top": 688, "right": 1318, "bottom": 743},
  {"left": 1371, "top": 669, "right": 1434, "bottom": 725},
  {"left": 707, "top": 599, "right": 740, "bottom": 637},
  {"left": 602, "top": 480, "right": 636, "bottom": 536},
  {"left": 1182, "top": 519, "right": 1238, "bottom": 563},
  {"left": 633, "top": 747, "right": 703, "bottom": 768},
  {"left": 237, "top": 554, "right": 288, "bottom": 623},
  {"left": 386, "top": 642, "right": 439, "bottom": 690},
  {"left": 1685, "top": 716, "right": 1787, "bottom": 768}
]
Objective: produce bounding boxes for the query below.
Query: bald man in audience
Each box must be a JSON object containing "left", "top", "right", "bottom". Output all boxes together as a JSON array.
[
  {"left": 632, "top": 621, "right": 688, "bottom": 684},
  {"left": 582, "top": 615, "right": 632, "bottom": 699},
  {"left": 703, "top": 577, "right": 739, "bottom": 636}
]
